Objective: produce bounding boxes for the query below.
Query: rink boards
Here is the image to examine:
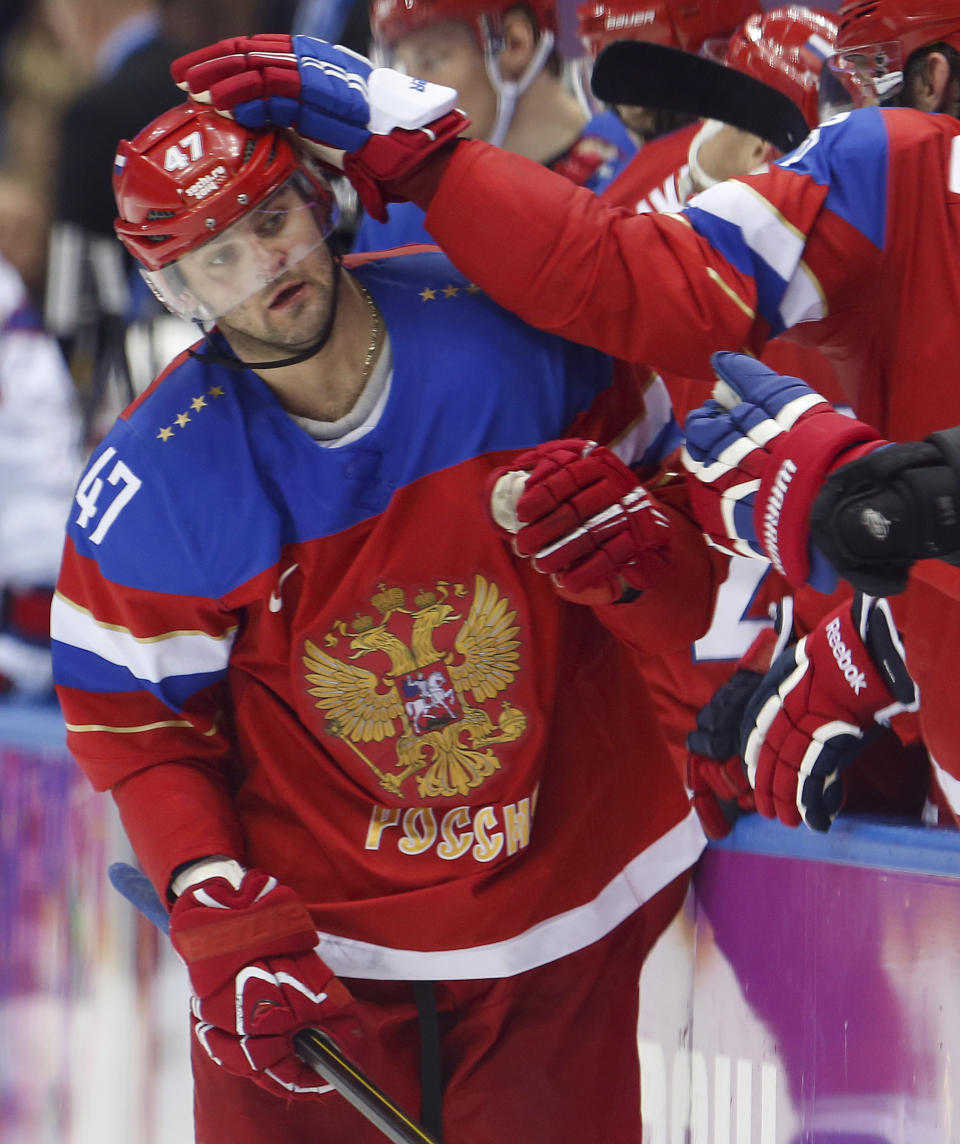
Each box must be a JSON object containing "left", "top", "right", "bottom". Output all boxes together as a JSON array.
[
  {"left": 2, "top": 703, "right": 958, "bottom": 1143},
  {"left": 639, "top": 818, "right": 960, "bottom": 1143}
]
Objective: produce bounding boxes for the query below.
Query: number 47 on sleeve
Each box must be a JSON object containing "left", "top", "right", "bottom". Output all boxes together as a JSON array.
[{"left": 74, "top": 447, "right": 142, "bottom": 544}]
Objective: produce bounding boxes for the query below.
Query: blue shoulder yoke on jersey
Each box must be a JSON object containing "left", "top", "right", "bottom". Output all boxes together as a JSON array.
[{"left": 65, "top": 249, "right": 615, "bottom": 599}]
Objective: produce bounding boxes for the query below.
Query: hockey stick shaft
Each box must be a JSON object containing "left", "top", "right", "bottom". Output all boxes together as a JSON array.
[
  {"left": 107, "top": 862, "right": 441, "bottom": 1144},
  {"left": 591, "top": 41, "right": 810, "bottom": 154},
  {"left": 293, "top": 1027, "right": 439, "bottom": 1144}
]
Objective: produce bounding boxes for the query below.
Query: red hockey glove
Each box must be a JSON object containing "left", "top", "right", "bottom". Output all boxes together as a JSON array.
[
  {"left": 172, "top": 35, "right": 468, "bottom": 221},
  {"left": 169, "top": 867, "right": 363, "bottom": 1100},
  {"left": 740, "top": 593, "right": 917, "bottom": 831},
  {"left": 682, "top": 352, "right": 884, "bottom": 591},
  {"left": 685, "top": 604, "right": 794, "bottom": 839},
  {"left": 488, "top": 439, "right": 671, "bottom": 605}
]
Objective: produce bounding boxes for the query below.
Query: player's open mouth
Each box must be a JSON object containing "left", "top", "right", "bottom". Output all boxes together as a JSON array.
[{"left": 268, "top": 282, "right": 306, "bottom": 310}]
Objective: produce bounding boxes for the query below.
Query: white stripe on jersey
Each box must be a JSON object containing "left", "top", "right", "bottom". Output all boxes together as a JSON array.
[
  {"left": 314, "top": 809, "right": 707, "bottom": 980},
  {"left": 949, "top": 136, "right": 960, "bottom": 196},
  {"left": 691, "top": 180, "right": 806, "bottom": 287},
  {"left": 608, "top": 374, "right": 674, "bottom": 466},
  {"left": 779, "top": 261, "right": 827, "bottom": 328},
  {"left": 51, "top": 592, "right": 237, "bottom": 683}
]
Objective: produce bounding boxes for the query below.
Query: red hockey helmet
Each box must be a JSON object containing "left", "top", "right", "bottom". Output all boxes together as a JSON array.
[
  {"left": 836, "top": 0, "right": 960, "bottom": 62},
  {"left": 576, "top": 0, "right": 761, "bottom": 58},
  {"left": 726, "top": 7, "right": 838, "bottom": 129},
  {"left": 823, "top": 1, "right": 960, "bottom": 113},
  {"left": 371, "top": 0, "right": 559, "bottom": 47},
  {"left": 114, "top": 103, "right": 337, "bottom": 321}
]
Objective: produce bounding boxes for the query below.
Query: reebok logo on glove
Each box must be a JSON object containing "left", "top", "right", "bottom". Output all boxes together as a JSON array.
[{"left": 825, "top": 616, "right": 867, "bottom": 694}]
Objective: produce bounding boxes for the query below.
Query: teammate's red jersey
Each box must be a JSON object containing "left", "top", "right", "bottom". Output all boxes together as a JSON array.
[
  {"left": 602, "top": 120, "right": 846, "bottom": 420},
  {"left": 601, "top": 122, "right": 701, "bottom": 216},
  {"left": 599, "top": 122, "right": 850, "bottom": 789},
  {"left": 416, "top": 106, "right": 960, "bottom": 815}
]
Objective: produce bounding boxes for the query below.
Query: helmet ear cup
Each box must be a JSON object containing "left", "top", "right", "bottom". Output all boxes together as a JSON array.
[{"left": 667, "top": 0, "right": 763, "bottom": 53}]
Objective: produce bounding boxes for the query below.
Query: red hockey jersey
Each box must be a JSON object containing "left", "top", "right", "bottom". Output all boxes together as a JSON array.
[
  {"left": 53, "top": 251, "right": 719, "bottom": 981},
  {"left": 419, "top": 107, "right": 960, "bottom": 814}
]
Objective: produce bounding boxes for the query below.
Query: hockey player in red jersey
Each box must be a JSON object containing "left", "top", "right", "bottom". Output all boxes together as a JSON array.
[
  {"left": 51, "top": 96, "right": 725, "bottom": 1141},
  {"left": 675, "top": 0, "right": 960, "bottom": 830},
  {"left": 821, "top": 0, "right": 960, "bottom": 119},
  {"left": 585, "top": 5, "right": 856, "bottom": 838},
  {"left": 168, "top": 3, "right": 960, "bottom": 832}
]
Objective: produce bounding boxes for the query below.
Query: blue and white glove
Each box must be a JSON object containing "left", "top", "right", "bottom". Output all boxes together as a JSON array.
[
  {"left": 682, "top": 352, "right": 884, "bottom": 591},
  {"left": 172, "top": 34, "right": 469, "bottom": 220}
]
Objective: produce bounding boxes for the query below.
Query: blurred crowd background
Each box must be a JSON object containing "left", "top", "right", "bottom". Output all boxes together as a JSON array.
[{"left": 0, "top": 0, "right": 348, "bottom": 701}]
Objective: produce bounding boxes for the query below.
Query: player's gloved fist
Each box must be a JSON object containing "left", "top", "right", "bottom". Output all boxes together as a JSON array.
[
  {"left": 172, "top": 34, "right": 468, "bottom": 221},
  {"left": 740, "top": 593, "right": 917, "bottom": 832},
  {"left": 488, "top": 439, "right": 671, "bottom": 605},
  {"left": 170, "top": 867, "right": 363, "bottom": 1100},
  {"left": 811, "top": 424, "right": 960, "bottom": 596},
  {"left": 682, "top": 352, "right": 884, "bottom": 591},
  {"left": 686, "top": 669, "right": 758, "bottom": 840},
  {"left": 685, "top": 603, "right": 794, "bottom": 839}
]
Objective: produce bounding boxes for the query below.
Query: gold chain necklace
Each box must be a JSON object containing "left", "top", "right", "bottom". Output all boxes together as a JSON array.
[{"left": 357, "top": 283, "right": 382, "bottom": 384}]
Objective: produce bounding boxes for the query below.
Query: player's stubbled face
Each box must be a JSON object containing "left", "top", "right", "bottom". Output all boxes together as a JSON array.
[{"left": 181, "top": 185, "right": 337, "bottom": 354}]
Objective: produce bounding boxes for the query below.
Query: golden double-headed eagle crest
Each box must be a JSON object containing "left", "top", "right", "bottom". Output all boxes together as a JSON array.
[{"left": 303, "top": 574, "right": 527, "bottom": 799}]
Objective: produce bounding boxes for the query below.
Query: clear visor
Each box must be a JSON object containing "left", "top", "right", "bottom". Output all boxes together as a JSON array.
[
  {"left": 819, "top": 41, "right": 905, "bottom": 120},
  {"left": 141, "top": 173, "right": 338, "bottom": 324}
]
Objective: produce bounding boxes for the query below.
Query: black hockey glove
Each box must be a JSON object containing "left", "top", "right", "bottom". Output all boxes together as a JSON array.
[{"left": 811, "top": 425, "right": 960, "bottom": 596}]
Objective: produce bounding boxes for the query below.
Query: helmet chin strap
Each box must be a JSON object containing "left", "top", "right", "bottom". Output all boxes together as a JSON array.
[
  {"left": 482, "top": 26, "right": 555, "bottom": 148},
  {"left": 188, "top": 257, "right": 343, "bottom": 372}
]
